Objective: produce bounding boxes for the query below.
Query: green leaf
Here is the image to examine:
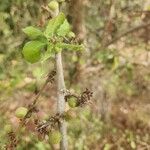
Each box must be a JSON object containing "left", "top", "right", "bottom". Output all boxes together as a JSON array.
[
  {"left": 22, "top": 26, "right": 43, "bottom": 39},
  {"left": 44, "top": 12, "right": 65, "bottom": 38},
  {"left": 57, "top": 19, "right": 70, "bottom": 36},
  {"left": 36, "top": 36, "right": 48, "bottom": 43},
  {"left": 56, "top": 42, "right": 84, "bottom": 51},
  {"left": 41, "top": 43, "right": 54, "bottom": 62},
  {"left": 112, "top": 56, "right": 119, "bottom": 70},
  {"left": 22, "top": 41, "right": 46, "bottom": 63}
]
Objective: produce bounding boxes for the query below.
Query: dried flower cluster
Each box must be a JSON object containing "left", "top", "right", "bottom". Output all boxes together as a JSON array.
[{"left": 5, "top": 132, "right": 17, "bottom": 150}]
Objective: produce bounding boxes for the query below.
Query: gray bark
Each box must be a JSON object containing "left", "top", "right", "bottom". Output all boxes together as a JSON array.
[
  {"left": 55, "top": 52, "right": 68, "bottom": 150},
  {"left": 53, "top": 8, "right": 68, "bottom": 150}
]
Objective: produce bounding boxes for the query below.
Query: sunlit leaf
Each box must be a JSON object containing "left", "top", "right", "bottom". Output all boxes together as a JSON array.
[
  {"left": 22, "top": 26, "right": 43, "bottom": 39},
  {"left": 57, "top": 19, "right": 71, "bottom": 36},
  {"left": 44, "top": 12, "right": 65, "bottom": 38}
]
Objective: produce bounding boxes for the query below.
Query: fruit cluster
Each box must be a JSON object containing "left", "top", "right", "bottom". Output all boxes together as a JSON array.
[{"left": 4, "top": 88, "right": 92, "bottom": 145}]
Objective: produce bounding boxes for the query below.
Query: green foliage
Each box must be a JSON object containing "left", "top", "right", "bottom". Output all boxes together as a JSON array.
[
  {"left": 41, "top": 43, "right": 54, "bottom": 62},
  {"left": 22, "top": 26, "right": 44, "bottom": 40},
  {"left": 22, "top": 12, "right": 83, "bottom": 64},
  {"left": 57, "top": 19, "right": 71, "bottom": 37},
  {"left": 44, "top": 12, "right": 65, "bottom": 38},
  {"left": 56, "top": 43, "right": 84, "bottom": 51},
  {"left": 22, "top": 41, "right": 46, "bottom": 63}
]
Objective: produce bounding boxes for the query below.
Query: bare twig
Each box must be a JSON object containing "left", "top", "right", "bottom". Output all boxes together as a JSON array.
[
  {"left": 105, "top": 22, "right": 150, "bottom": 47},
  {"left": 14, "top": 70, "right": 56, "bottom": 147},
  {"left": 41, "top": 5, "right": 51, "bottom": 14},
  {"left": 23, "top": 70, "right": 56, "bottom": 120},
  {"left": 55, "top": 52, "right": 68, "bottom": 150},
  {"left": 36, "top": 113, "right": 63, "bottom": 131},
  {"left": 65, "top": 88, "right": 93, "bottom": 106}
]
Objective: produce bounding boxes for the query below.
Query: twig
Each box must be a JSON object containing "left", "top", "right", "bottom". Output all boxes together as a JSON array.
[
  {"left": 105, "top": 22, "right": 150, "bottom": 47},
  {"left": 36, "top": 88, "right": 93, "bottom": 132},
  {"left": 36, "top": 113, "right": 63, "bottom": 131},
  {"left": 21, "top": 70, "right": 56, "bottom": 125},
  {"left": 41, "top": 5, "right": 52, "bottom": 14},
  {"left": 13, "top": 70, "right": 56, "bottom": 148}
]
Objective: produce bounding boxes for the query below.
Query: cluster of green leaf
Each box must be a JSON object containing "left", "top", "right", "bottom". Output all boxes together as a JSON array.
[{"left": 22, "top": 12, "right": 83, "bottom": 63}]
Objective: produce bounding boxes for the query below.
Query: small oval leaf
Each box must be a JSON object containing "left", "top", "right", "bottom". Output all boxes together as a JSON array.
[
  {"left": 57, "top": 19, "right": 71, "bottom": 37},
  {"left": 22, "top": 26, "right": 43, "bottom": 39}
]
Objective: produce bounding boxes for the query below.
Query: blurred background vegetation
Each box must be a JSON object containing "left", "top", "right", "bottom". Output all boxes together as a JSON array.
[{"left": 0, "top": 0, "right": 150, "bottom": 149}]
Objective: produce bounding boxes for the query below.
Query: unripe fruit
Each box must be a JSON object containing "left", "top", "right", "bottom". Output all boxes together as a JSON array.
[
  {"left": 15, "top": 107, "right": 28, "bottom": 119},
  {"left": 64, "top": 109, "right": 76, "bottom": 121},
  {"left": 4, "top": 124, "right": 13, "bottom": 133},
  {"left": 48, "top": 1, "right": 59, "bottom": 11},
  {"left": 68, "top": 97, "right": 78, "bottom": 108},
  {"left": 49, "top": 131, "right": 62, "bottom": 144},
  {"left": 67, "top": 31, "right": 75, "bottom": 38}
]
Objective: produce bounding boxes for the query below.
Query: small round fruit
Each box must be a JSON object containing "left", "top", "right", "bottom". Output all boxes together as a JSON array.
[
  {"left": 15, "top": 107, "right": 28, "bottom": 119},
  {"left": 64, "top": 109, "right": 76, "bottom": 121},
  {"left": 48, "top": 1, "right": 59, "bottom": 11},
  {"left": 55, "top": 46, "right": 62, "bottom": 53},
  {"left": 68, "top": 97, "right": 78, "bottom": 108},
  {"left": 4, "top": 124, "right": 13, "bottom": 133},
  {"left": 49, "top": 131, "right": 62, "bottom": 144},
  {"left": 67, "top": 31, "right": 75, "bottom": 38}
]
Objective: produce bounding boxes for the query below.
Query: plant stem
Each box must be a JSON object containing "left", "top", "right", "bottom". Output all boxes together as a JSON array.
[
  {"left": 55, "top": 52, "right": 67, "bottom": 150},
  {"left": 53, "top": 8, "right": 68, "bottom": 150}
]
